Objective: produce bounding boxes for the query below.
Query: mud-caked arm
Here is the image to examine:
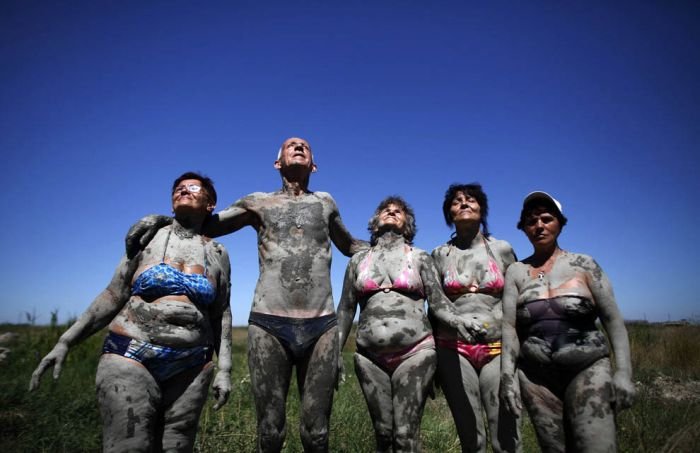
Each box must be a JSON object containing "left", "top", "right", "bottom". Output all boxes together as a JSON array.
[
  {"left": 419, "top": 251, "right": 485, "bottom": 341},
  {"left": 336, "top": 257, "right": 361, "bottom": 387},
  {"left": 210, "top": 244, "right": 232, "bottom": 410},
  {"left": 29, "top": 255, "right": 141, "bottom": 391},
  {"left": 327, "top": 197, "right": 369, "bottom": 257},
  {"left": 125, "top": 215, "right": 173, "bottom": 259},
  {"left": 586, "top": 257, "right": 635, "bottom": 411},
  {"left": 203, "top": 197, "right": 258, "bottom": 238},
  {"left": 500, "top": 265, "right": 522, "bottom": 415}
]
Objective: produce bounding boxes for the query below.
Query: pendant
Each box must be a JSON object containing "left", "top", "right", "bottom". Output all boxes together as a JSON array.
[{"left": 537, "top": 271, "right": 545, "bottom": 282}]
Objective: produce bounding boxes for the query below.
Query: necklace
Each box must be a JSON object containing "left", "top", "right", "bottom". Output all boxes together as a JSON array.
[
  {"left": 537, "top": 271, "right": 545, "bottom": 282},
  {"left": 172, "top": 222, "right": 195, "bottom": 239}
]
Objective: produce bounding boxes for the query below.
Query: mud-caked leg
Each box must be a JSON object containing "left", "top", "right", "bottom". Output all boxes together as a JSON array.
[
  {"left": 392, "top": 349, "right": 437, "bottom": 453},
  {"left": 248, "top": 325, "right": 293, "bottom": 453},
  {"left": 518, "top": 368, "right": 565, "bottom": 453},
  {"left": 354, "top": 353, "right": 394, "bottom": 453},
  {"left": 296, "top": 327, "right": 338, "bottom": 453},
  {"left": 160, "top": 362, "right": 215, "bottom": 452},
  {"left": 436, "top": 347, "right": 484, "bottom": 452},
  {"left": 565, "top": 358, "right": 617, "bottom": 452},
  {"left": 96, "top": 354, "right": 161, "bottom": 453},
  {"left": 480, "top": 356, "right": 521, "bottom": 453}
]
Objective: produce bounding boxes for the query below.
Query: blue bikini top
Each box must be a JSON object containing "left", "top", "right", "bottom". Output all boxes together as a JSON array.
[{"left": 131, "top": 227, "right": 216, "bottom": 306}]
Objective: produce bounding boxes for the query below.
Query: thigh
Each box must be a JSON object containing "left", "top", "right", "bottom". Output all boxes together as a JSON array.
[
  {"left": 248, "top": 325, "right": 293, "bottom": 426},
  {"left": 161, "top": 362, "right": 215, "bottom": 452},
  {"left": 354, "top": 352, "right": 394, "bottom": 433},
  {"left": 96, "top": 354, "right": 161, "bottom": 453},
  {"left": 297, "top": 326, "right": 338, "bottom": 423},
  {"left": 392, "top": 348, "right": 437, "bottom": 433},
  {"left": 518, "top": 368, "right": 566, "bottom": 453},
  {"left": 565, "top": 358, "right": 617, "bottom": 452}
]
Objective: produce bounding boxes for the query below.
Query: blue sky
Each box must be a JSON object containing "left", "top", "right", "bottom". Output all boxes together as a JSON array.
[{"left": 2, "top": 1, "right": 698, "bottom": 325}]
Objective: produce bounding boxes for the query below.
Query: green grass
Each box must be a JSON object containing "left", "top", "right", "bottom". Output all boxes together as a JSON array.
[{"left": 1, "top": 323, "right": 699, "bottom": 452}]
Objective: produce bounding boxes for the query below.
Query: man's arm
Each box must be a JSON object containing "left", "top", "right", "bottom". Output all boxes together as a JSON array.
[
  {"left": 327, "top": 196, "right": 368, "bottom": 257},
  {"left": 203, "top": 197, "right": 259, "bottom": 238}
]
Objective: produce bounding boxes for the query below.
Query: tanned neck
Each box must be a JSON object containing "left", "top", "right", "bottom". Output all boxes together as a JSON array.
[
  {"left": 530, "top": 243, "right": 561, "bottom": 265},
  {"left": 453, "top": 222, "right": 481, "bottom": 249}
]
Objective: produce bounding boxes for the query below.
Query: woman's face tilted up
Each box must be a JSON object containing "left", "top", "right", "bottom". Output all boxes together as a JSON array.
[
  {"left": 171, "top": 178, "right": 215, "bottom": 216},
  {"left": 377, "top": 203, "right": 407, "bottom": 233},
  {"left": 449, "top": 191, "right": 482, "bottom": 225}
]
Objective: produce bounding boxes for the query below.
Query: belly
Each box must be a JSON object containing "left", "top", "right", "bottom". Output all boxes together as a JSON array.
[
  {"left": 111, "top": 297, "right": 212, "bottom": 347},
  {"left": 356, "top": 313, "right": 431, "bottom": 352}
]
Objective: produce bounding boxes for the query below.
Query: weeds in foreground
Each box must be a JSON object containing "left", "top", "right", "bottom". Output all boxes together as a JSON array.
[{"left": 1, "top": 323, "right": 699, "bottom": 452}]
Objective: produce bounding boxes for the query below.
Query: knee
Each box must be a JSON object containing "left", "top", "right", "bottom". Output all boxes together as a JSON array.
[
  {"left": 258, "top": 420, "right": 286, "bottom": 452},
  {"left": 394, "top": 426, "right": 420, "bottom": 452},
  {"left": 373, "top": 426, "right": 393, "bottom": 453},
  {"left": 300, "top": 424, "right": 329, "bottom": 452}
]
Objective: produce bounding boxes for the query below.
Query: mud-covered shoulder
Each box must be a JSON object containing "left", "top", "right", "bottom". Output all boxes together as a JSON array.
[
  {"left": 488, "top": 236, "right": 517, "bottom": 265},
  {"left": 349, "top": 247, "right": 370, "bottom": 268},
  {"left": 505, "top": 260, "right": 529, "bottom": 280},
  {"left": 233, "top": 191, "right": 269, "bottom": 208},
  {"left": 565, "top": 251, "right": 604, "bottom": 281},
  {"left": 311, "top": 191, "right": 338, "bottom": 209},
  {"left": 413, "top": 247, "right": 433, "bottom": 265},
  {"left": 431, "top": 242, "right": 450, "bottom": 258}
]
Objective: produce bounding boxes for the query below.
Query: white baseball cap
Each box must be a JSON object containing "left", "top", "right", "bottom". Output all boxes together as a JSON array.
[{"left": 522, "top": 191, "right": 563, "bottom": 215}]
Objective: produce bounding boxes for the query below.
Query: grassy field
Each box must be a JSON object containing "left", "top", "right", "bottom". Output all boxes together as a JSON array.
[{"left": 1, "top": 323, "right": 699, "bottom": 452}]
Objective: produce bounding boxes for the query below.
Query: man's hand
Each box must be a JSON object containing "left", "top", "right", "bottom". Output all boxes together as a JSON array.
[{"left": 125, "top": 215, "right": 173, "bottom": 259}]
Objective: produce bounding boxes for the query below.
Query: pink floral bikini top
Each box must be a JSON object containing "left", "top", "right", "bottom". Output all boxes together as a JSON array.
[
  {"left": 355, "top": 246, "right": 425, "bottom": 298},
  {"left": 441, "top": 236, "right": 505, "bottom": 296}
]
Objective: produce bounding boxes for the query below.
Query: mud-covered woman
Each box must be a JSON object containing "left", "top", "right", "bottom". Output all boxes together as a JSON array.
[
  {"left": 29, "top": 172, "right": 232, "bottom": 452},
  {"left": 500, "top": 191, "right": 635, "bottom": 452},
  {"left": 337, "top": 196, "right": 483, "bottom": 453},
  {"left": 430, "top": 183, "right": 520, "bottom": 453}
]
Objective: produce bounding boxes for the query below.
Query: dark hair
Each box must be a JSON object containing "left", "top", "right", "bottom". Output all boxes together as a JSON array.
[
  {"left": 442, "top": 183, "right": 490, "bottom": 237},
  {"left": 368, "top": 196, "right": 417, "bottom": 246},
  {"left": 172, "top": 171, "right": 217, "bottom": 204},
  {"left": 516, "top": 198, "right": 568, "bottom": 230}
]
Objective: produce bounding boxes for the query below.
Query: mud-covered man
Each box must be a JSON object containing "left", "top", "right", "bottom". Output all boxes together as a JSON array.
[{"left": 127, "top": 138, "right": 366, "bottom": 453}]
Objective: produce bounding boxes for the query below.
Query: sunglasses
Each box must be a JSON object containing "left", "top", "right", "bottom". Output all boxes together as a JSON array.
[{"left": 173, "top": 184, "right": 203, "bottom": 194}]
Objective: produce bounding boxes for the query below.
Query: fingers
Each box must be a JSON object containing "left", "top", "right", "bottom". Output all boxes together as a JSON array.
[
  {"left": 29, "top": 360, "right": 51, "bottom": 391},
  {"left": 52, "top": 359, "right": 63, "bottom": 380},
  {"left": 505, "top": 393, "right": 522, "bottom": 416},
  {"left": 456, "top": 324, "right": 474, "bottom": 343}
]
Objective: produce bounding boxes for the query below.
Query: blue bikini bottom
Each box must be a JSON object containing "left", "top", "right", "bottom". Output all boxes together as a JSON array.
[{"left": 102, "top": 332, "right": 212, "bottom": 383}]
